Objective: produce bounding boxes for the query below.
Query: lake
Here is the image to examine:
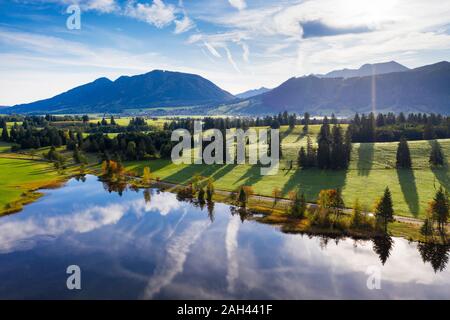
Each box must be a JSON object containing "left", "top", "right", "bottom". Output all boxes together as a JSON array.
[{"left": 0, "top": 175, "right": 449, "bottom": 299}]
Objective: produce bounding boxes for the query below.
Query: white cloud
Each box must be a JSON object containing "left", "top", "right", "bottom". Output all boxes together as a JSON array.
[
  {"left": 2, "top": 0, "right": 450, "bottom": 102},
  {"left": 203, "top": 41, "right": 222, "bottom": 58},
  {"left": 142, "top": 219, "right": 210, "bottom": 299},
  {"left": 240, "top": 41, "right": 249, "bottom": 62},
  {"left": 224, "top": 46, "right": 241, "bottom": 73},
  {"left": 125, "top": 0, "right": 176, "bottom": 28},
  {"left": 174, "top": 15, "right": 195, "bottom": 34},
  {"left": 228, "top": 0, "right": 246, "bottom": 11},
  {"left": 84, "top": 0, "right": 118, "bottom": 13},
  {"left": 225, "top": 215, "right": 240, "bottom": 293}
]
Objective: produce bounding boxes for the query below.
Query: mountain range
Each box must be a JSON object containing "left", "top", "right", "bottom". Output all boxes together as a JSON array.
[
  {"left": 316, "top": 61, "right": 409, "bottom": 78},
  {"left": 221, "top": 61, "right": 450, "bottom": 116},
  {"left": 6, "top": 70, "right": 235, "bottom": 114},
  {"left": 236, "top": 87, "right": 271, "bottom": 99},
  {"left": 4, "top": 61, "right": 450, "bottom": 116}
]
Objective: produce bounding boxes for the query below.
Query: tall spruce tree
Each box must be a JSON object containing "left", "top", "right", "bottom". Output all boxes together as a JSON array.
[
  {"left": 344, "top": 126, "right": 352, "bottom": 163},
  {"left": 429, "top": 140, "right": 444, "bottom": 166},
  {"left": 1, "top": 122, "right": 9, "bottom": 142},
  {"left": 330, "top": 125, "right": 347, "bottom": 169},
  {"left": 374, "top": 187, "right": 394, "bottom": 233},
  {"left": 431, "top": 186, "right": 449, "bottom": 233},
  {"left": 423, "top": 120, "right": 435, "bottom": 140},
  {"left": 303, "top": 112, "right": 310, "bottom": 134},
  {"left": 306, "top": 135, "right": 316, "bottom": 167},
  {"left": 317, "top": 118, "right": 331, "bottom": 169},
  {"left": 396, "top": 138, "right": 412, "bottom": 168},
  {"left": 238, "top": 187, "right": 247, "bottom": 208}
]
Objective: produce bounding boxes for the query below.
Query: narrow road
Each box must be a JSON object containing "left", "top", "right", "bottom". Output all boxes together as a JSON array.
[
  {"left": 149, "top": 179, "right": 425, "bottom": 226},
  {"left": 2, "top": 151, "right": 426, "bottom": 226}
]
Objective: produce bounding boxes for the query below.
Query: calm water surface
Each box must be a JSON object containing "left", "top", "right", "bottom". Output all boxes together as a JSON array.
[{"left": 0, "top": 175, "right": 449, "bottom": 299}]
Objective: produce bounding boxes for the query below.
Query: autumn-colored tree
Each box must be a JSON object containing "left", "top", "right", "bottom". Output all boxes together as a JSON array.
[
  {"left": 142, "top": 167, "right": 152, "bottom": 185},
  {"left": 101, "top": 160, "right": 108, "bottom": 175},
  {"left": 350, "top": 199, "right": 363, "bottom": 229}
]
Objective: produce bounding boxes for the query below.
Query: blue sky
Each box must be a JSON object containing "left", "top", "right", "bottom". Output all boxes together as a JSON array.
[{"left": 1, "top": 0, "right": 449, "bottom": 105}]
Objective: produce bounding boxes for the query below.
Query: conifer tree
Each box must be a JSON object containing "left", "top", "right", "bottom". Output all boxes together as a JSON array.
[
  {"left": 423, "top": 120, "right": 435, "bottom": 140},
  {"left": 330, "top": 125, "right": 346, "bottom": 169},
  {"left": 238, "top": 187, "right": 247, "bottom": 207},
  {"left": 306, "top": 135, "right": 316, "bottom": 167},
  {"left": 1, "top": 122, "right": 9, "bottom": 142},
  {"left": 289, "top": 191, "right": 306, "bottom": 218},
  {"left": 317, "top": 119, "right": 331, "bottom": 169},
  {"left": 73, "top": 146, "right": 81, "bottom": 164},
  {"left": 430, "top": 186, "right": 449, "bottom": 233},
  {"left": 302, "top": 112, "right": 310, "bottom": 134},
  {"left": 429, "top": 140, "right": 444, "bottom": 166},
  {"left": 374, "top": 187, "right": 394, "bottom": 233},
  {"left": 344, "top": 127, "right": 352, "bottom": 163},
  {"left": 396, "top": 138, "right": 412, "bottom": 168}
]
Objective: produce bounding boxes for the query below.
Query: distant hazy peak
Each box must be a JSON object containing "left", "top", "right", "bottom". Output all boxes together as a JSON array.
[
  {"left": 236, "top": 87, "right": 271, "bottom": 99},
  {"left": 318, "top": 61, "right": 410, "bottom": 79}
]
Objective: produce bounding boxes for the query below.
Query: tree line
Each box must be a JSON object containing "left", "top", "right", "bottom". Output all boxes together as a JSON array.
[
  {"left": 298, "top": 117, "right": 352, "bottom": 169},
  {"left": 349, "top": 112, "right": 450, "bottom": 143}
]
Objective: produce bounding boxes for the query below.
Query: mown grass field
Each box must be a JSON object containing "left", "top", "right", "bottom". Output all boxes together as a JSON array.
[
  {"left": 0, "top": 156, "right": 62, "bottom": 211},
  {"left": 88, "top": 117, "right": 168, "bottom": 128},
  {"left": 0, "top": 142, "right": 97, "bottom": 214},
  {"left": 0, "top": 123, "right": 449, "bottom": 219},
  {"left": 125, "top": 125, "right": 450, "bottom": 219}
]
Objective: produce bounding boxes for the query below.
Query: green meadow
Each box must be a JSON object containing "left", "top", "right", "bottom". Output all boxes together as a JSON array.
[
  {"left": 125, "top": 125, "right": 450, "bottom": 219},
  {"left": 1, "top": 123, "right": 449, "bottom": 219},
  {"left": 0, "top": 143, "right": 93, "bottom": 214},
  {"left": 0, "top": 156, "right": 61, "bottom": 211},
  {"left": 89, "top": 117, "right": 169, "bottom": 128}
]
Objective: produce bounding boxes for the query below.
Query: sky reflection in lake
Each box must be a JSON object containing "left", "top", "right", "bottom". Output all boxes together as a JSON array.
[{"left": 0, "top": 175, "right": 449, "bottom": 299}]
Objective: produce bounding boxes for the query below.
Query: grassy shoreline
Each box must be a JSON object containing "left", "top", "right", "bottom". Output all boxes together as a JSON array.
[
  {"left": 0, "top": 135, "right": 448, "bottom": 244},
  {"left": 0, "top": 159, "right": 445, "bottom": 244},
  {"left": 127, "top": 176, "right": 445, "bottom": 244}
]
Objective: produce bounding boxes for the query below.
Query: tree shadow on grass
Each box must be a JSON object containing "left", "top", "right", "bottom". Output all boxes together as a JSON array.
[
  {"left": 211, "top": 164, "right": 235, "bottom": 182},
  {"left": 236, "top": 165, "right": 264, "bottom": 187},
  {"left": 281, "top": 127, "right": 293, "bottom": 141},
  {"left": 127, "top": 159, "right": 172, "bottom": 174},
  {"left": 281, "top": 168, "right": 348, "bottom": 202},
  {"left": 164, "top": 163, "right": 224, "bottom": 185},
  {"left": 396, "top": 168, "right": 420, "bottom": 217},
  {"left": 294, "top": 128, "right": 307, "bottom": 143},
  {"left": 431, "top": 167, "right": 450, "bottom": 191},
  {"left": 357, "top": 142, "right": 374, "bottom": 176}
]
